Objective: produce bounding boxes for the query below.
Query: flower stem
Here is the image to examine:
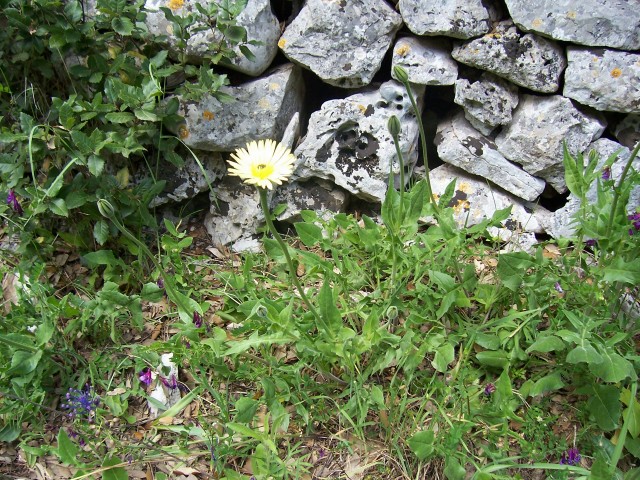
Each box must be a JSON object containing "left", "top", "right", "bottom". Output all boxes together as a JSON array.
[
  {"left": 607, "top": 140, "right": 640, "bottom": 234},
  {"left": 258, "top": 189, "right": 322, "bottom": 325}
]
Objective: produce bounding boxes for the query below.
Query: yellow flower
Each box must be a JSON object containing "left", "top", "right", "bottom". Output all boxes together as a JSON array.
[
  {"left": 167, "top": 0, "right": 184, "bottom": 10},
  {"left": 227, "top": 139, "right": 296, "bottom": 190}
]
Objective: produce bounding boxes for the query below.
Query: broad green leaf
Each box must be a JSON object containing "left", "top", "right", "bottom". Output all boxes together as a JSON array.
[
  {"left": 294, "top": 222, "right": 323, "bottom": 247},
  {"left": 88, "top": 155, "right": 105, "bottom": 176},
  {"left": 524, "top": 371, "right": 565, "bottom": 397},
  {"left": 625, "top": 438, "right": 640, "bottom": 460},
  {"left": 157, "top": 387, "right": 201, "bottom": 419},
  {"left": 49, "top": 198, "right": 68, "bottom": 217},
  {"left": 444, "top": 457, "right": 466, "bottom": 480},
  {"left": 319, "top": 279, "right": 342, "bottom": 330},
  {"left": 586, "top": 384, "right": 621, "bottom": 431},
  {"left": 102, "top": 456, "right": 128, "bottom": 480},
  {"left": 496, "top": 252, "right": 537, "bottom": 290},
  {"left": 234, "top": 397, "right": 259, "bottom": 423},
  {"left": 0, "top": 423, "right": 21, "bottom": 442},
  {"left": 134, "top": 108, "right": 159, "bottom": 121},
  {"left": 55, "top": 428, "right": 79, "bottom": 465},
  {"left": 526, "top": 335, "right": 565, "bottom": 353},
  {"left": 93, "top": 219, "right": 110, "bottom": 246},
  {"left": 432, "top": 342, "right": 455, "bottom": 373},
  {"left": 589, "top": 348, "right": 634, "bottom": 383},
  {"left": 602, "top": 257, "right": 640, "bottom": 285},
  {"left": 623, "top": 398, "right": 640, "bottom": 438},
  {"left": 407, "top": 430, "right": 436, "bottom": 461},
  {"left": 6, "top": 349, "right": 43, "bottom": 376},
  {"left": 566, "top": 343, "right": 602, "bottom": 365},
  {"left": 105, "top": 112, "right": 135, "bottom": 124},
  {"left": 625, "top": 467, "right": 640, "bottom": 479},
  {"left": 475, "top": 350, "right": 510, "bottom": 369},
  {"left": 111, "top": 17, "right": 134, "bottom": 36},
  {"left": 562, "top": 143, "right": 584, "bottom": 198},
  {"left": 224, "top": 332, "right": 295, "bottom": 356}
]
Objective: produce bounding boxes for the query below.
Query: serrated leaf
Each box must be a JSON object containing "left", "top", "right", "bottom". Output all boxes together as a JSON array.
[
  {"left": 234, "top": 397, "right": 259, "bottom": 423},
  {"left": 602, "top": 257, "right": 640, "bottom": 285},
  {"left": 49, "top": 198, "right": 68, "bottom": 216},
  {"left": 589, "top": 348, "right": 634, "bottom": 383},
  {"left": 105, "top": 112, "right": 135, "bottom": 124},
  {"left": 93, "top": 220, "right": 110, "bottom": 245},
  {"left": 112, "top": 17, "right": 134, "bottom": 36},
  {"left": 134, "top": 108, "right": 159, "bottom": 121},
  {"left": 407, "top": 430, "right": 435, "bottom": 461},
  {"left": 432, "top": 342, "right": 455, "bottom": 373},
  {"left": 88, "top": 155, "right": 105, "bottom": 176}
]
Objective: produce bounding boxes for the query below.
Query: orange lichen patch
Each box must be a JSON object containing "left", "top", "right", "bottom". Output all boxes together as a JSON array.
[
  {"left": 532, "top": 18, "right": 543, "bottom": 28},
  {"left": 611, "top": 68, "right": 623, "bottom": 78},
  {"left": 167, "top": 0, "right": 184, "bottom": 10},
  {"left": 395, "top": 44, "right": 410, "bottom": 57},
  {"left": 488, "top": 32, "right": 502, "bottom": 39},
  {"left": 357, "top": 104, "right": 368, "bottom": 115},
  {"left": 202, "top": 110, "right": 215, "bottom": 121},
  {"left": 178, "top": 125, "right": 189, "bottom": 139},
  {"left": 566, "top": 11, "right": 577, "bottom": 19},
  {"left": 268, "top": 82, "right": 280, "bottom": 91},
  {"left": 278, "top": 38, "right": 286, "bottom": 49},
  {"left": 458, "top": 181, "right": 471, "bottom": 193}
]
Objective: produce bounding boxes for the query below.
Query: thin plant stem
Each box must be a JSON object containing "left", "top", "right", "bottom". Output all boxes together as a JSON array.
[
  {"left": 258, "top": 189, "right": 323, "bottom": 328},
  {"left": 609, "top": 381, "right": 637, "bottom": 476},
  {"left": 607, "top": 140, "right": 640, "bottom": 234}
]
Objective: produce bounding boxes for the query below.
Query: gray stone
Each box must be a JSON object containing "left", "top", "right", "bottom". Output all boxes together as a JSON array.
[
  {"left": 435, "top": 112, "right": 545, "bottom": 201},
  {"left": 168, "top": 63, "right": 304, "bottom": 152},
  {"left": 391, "top": 36, "right": 458, "bottom": 86},
  {"left": 274, "top": 180, "right": 349, "bottom": 223},
  {"left": 495, "top": 94, "right": 606, "bottom": 193},
  {"left": 278, "top": 0, "right": 402, "bottom": 88},
  {"left": 144, "top": 0, "right": 280, "bottom": 76},
  {"left": 398, "top": 0, "right": 491, "bottom": 39},
  {"left": 504, "top": 0, "right": 640, "bottom": 50},
  {"left": 149, "top": 152, "right": 226, "bottom": 207},
  {"left": 294, "top": 80, "right": 425, "bottom": 202},
  {"left": 543, "top": 139, "right": 640, "bottom": 239},
  {"left": 613, "top": 115, "right": 640, "bottom": 150},
  {"left": 454, "top": 72, "right": 519, "bottom": 135},
  {"left": 425, "top": 163, "right": 550, "bottom": 233},
  {"left": 204, "top": 176, "right": 264, "bottom": 248},
  {"left": 451, "top": 21, "right": 566, "bottom": 93},
  {"left": 563, "top": 48, "right": 640, "bottom": 114}
]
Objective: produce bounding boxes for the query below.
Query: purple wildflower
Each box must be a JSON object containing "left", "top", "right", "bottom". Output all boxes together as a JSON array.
[
  {"left": 67, "top": 428, "right": 86, "bottom": 447},
  {"left": 483, "top": 383, "right": 496, "bottom": 395},
  {"left": 601, "top": 166, "right": 611, "bottom": 181},
  {"left": 193, "top": 311, "right": 203, "bottom": 328},
  {"left": 554, "top": 282, "right": 564, "bottom": 294},
  {"left": 629, "top": 212, "right": 640, "bottom": 235},
  {"left": 6, "top": 190, "right": 23, "bottom": 215},
  {"left": 160, "top": 374, "right": 179, "bottom": 390},
  {"left": 585, "top": 239, "right": 596, "bottom": 248},
  {"left": 157, "top": 278, "right": 164, "bottom": 289},
  {"left": 61, "top": 385, "right": 100, "bottom": 420},
  {"left": 560, "top": 447, "right": 581, "bottom": 466},
  {"left": 139, "top": 367, "right": 152, "bottom": 386}
]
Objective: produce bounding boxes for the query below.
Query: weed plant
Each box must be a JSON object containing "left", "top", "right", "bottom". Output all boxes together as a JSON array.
[{"left": 1, "top": 5, "right": 640, "bottom": 477}]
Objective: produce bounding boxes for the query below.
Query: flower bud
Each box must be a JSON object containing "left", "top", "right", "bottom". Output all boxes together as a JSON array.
[
  {"left": 97, "top": 199, "right": 116, "bottom": 218},
  {"left": 387, "top": 115, "right": 401, "bottom": 137},
  {"left": 393, "top": 65, "right": 410, "bottom": 84}
]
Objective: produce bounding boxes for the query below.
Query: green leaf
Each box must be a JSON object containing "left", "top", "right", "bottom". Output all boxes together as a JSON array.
[
  {"left": 526, "top": 335, "right": 565, "bottom": 353},
  {"left": 88, "top": 155, "right": 105, "bottom": 176},
  {"left": 55, "top": 429, "right": 79, "bottom": 465},
  {"left": 102, "top": 456, "right": 128, "bottom": 480},
  {"left": 294, "top": 222, "right": 323, "bottom": 247},
  {"left": 562, "top": 142, "right": 584, "bottom": 199},
  {"left": 602, "top": 257, "right": 640, "bottom": 285},
  {"left": 93, "top": 219, "right": 110, "bottom": 246},
  {"left": 624, "top": 398, "right": 640, "bottom": 438},
  {"left": 318, "top": 279, "right": 342, "bottom": 330},
  {"left": 0, "top": 423, "right": 21, "bottom": 442},
  {"left": 234, "top": 397, "right": 259, "bottom": 423},
  {"left": 524, "top": 371, "right": 565, "bottom": 397},
  {"left": 432, "top": 342, "right": 455, "bottom": 373},
  {"left": 496, "top": 252, "right": 537, "bottom": 291},
  {"left": 586, "top": 384, "right": 621, "bottom": 431},
  {"left": 625, "top": 467, "right": 640, "bottom": 479},
  {"left": 475, "top": 350, "right": 510, "bottom": 369},
  {"left": 49, "top": 198, "right": 69, "bottom": 217},
  {"left": 407, "top": 430, "right": 436, "bottom": 461},
  {"left": 111, "top": 17, "right": 134, "bottom": 36},
  {"left": 134, "top": 108, "right": 159, "bottom": 122},
  {"left": 444, "top": 457, "right": 466, "bottom": 480},
  {"left": 589, "top": 348, "right": 634, "bottom": 383},
  {"left": 6, "top": 349, "right": 43, "bottom": 376},
  {"left": 105, "top": 112, "right": 135, "bottom": 124},
  {"left": 566, "top": 343, "right": 602, "bottom": 365}
]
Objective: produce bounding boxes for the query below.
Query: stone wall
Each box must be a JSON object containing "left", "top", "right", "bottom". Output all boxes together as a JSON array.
[{"left": 143, "top": 0, "right": 640, "bottom": 251}]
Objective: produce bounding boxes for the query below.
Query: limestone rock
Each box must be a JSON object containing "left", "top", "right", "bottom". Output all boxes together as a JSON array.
[
  {"left": 563, "top": 48, "right": 640, "bottom": 114},
  {"left": 495, "top": 94, "right": 606, "bottom": 193},
  {"left": 426, "top": 163, "right": 549, "bottom": 233},
  {"left": 454, "top": 72, "right": 519, "bottom": 135},
  {"left": 169, "top": 64, "right": 304, "bottom": 151},
  {"left": 613, "top": 115, "right": 640, "bottom": 150},
  {"left": 274, "top": 180, "right": 349, "bottom": 223},
  {"left": 435, "top": 112, "right": 545, "bottom": 201},
  {"left": 543, "top": 139, "right": 640, "bottom": 239},
  {"left": 391, "top": 36, "right": 458, "bottom": 86},
  {"left": 149, "top": 152, "right": 226, "bottom": 207},
  {"left": 144, "top": 0, "right": 280, "bottom": 76},
  {"left": 278, "top": 0, "right": 402, "bottom": 88},
  {"left": 294, "top": 80, "right": 425, "bottom": 202},
  {"left": 504, "top": 0, "right": 640, "bottom": 50},
  {"left": 398, "top": 0, "right": 491, "bottom": 39},
  {"left": 451, "top": 21, "right": 566, "bottom": 93}
]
